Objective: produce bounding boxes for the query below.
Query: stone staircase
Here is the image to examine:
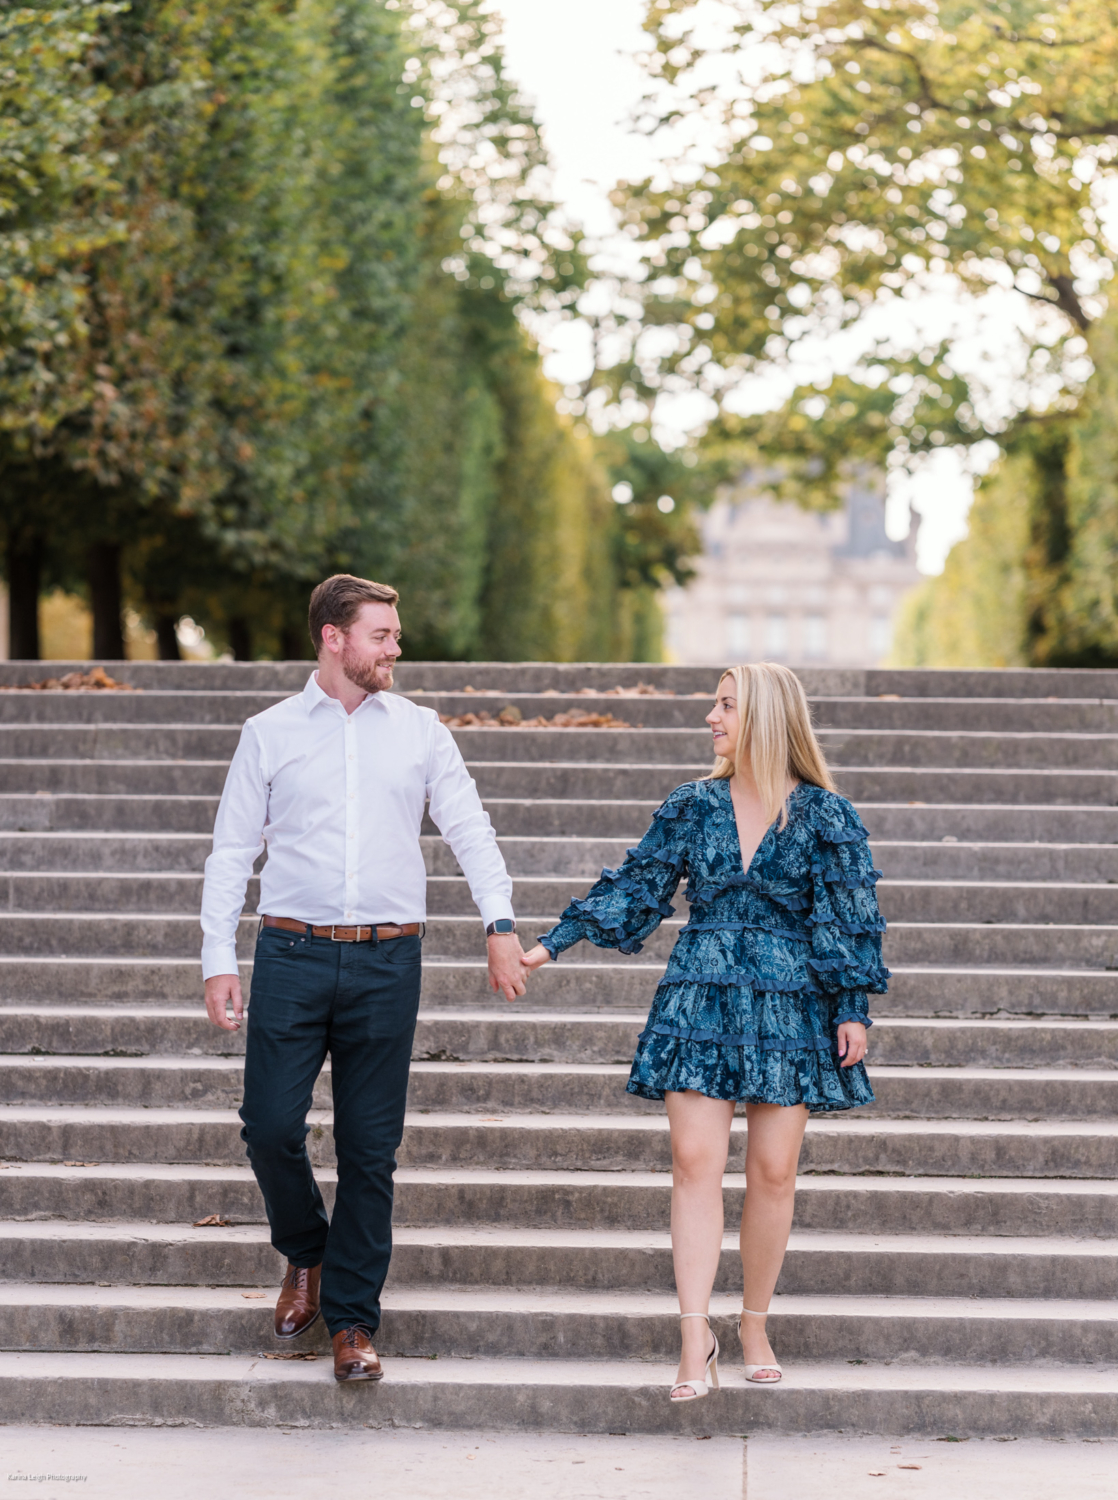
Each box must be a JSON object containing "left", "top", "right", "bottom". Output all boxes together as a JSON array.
[{"left": 1, "top": 659, "right": 1117, "bottom": 1435}]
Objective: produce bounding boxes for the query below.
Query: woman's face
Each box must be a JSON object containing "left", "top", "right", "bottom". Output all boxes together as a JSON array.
[{"left": 706, "top": 677, "right": 739, "bottom": 757}]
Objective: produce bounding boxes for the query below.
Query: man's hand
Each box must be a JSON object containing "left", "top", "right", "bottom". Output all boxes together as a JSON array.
[
  {"left": 487, "top": 933, "right": 527, "bottom": 1002},
  {"left": 836, "top": 1021, "right": 868, "bottom": 1068},
  {"left": 205, "top": 974, "right": 244, "bottom": 1031}
]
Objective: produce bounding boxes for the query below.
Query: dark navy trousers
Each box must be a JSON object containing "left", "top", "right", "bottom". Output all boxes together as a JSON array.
[{"left": 239, "top": 924, "right": 421, "bottom": 1335}]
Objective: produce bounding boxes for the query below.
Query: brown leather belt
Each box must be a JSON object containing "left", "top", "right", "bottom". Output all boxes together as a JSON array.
[{"left": 261, "top": 915, "right": 422, "bottom": 943}]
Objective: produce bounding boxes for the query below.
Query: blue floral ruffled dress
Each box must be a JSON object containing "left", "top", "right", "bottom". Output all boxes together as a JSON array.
[{"left": 539, "top": 779, "right": 888, "bottom": 1112}]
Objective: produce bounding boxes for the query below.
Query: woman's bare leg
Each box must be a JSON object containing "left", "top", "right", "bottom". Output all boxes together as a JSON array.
[
  {"left": 738, "top": 1101, "right": 809, "bottom": 1374},
  {"left": 664, "top": 1090, "right": 736, "bottom": 1393}
]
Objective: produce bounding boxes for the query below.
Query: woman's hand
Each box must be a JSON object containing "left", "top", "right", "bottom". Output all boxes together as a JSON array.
[
  {"left": 836, "top": 1021, "right": 868, "bottom": 1068},
  {"left": 520, "top": 943, "right": 552, "bottom": 974}
]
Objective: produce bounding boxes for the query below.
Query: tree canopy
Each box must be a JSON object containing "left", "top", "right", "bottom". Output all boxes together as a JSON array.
[{"left": 2, "top": 0, "right": 692, "bottom": 661}]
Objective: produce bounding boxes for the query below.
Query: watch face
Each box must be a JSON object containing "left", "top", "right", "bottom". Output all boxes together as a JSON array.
[{"left": 491, "top": 919, "right": 515, "bottom": 934}]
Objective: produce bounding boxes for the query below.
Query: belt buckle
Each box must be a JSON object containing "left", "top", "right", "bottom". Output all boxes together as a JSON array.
[{"left": 330, "top": 925, "right": 345, "bottom": 942}]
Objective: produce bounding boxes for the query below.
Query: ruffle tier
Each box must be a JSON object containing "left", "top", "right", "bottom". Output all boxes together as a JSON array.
[
  {"left": 627, "top": 1027, "right": 875, "bottom": 1111},
  {"left": 626, "top": 976, "right": 874, "bottom": 1110}
]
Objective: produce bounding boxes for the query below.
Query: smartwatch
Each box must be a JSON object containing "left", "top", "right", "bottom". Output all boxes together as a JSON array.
[{"left": 486, "top": 919, "right": 517, "bottom": 937}]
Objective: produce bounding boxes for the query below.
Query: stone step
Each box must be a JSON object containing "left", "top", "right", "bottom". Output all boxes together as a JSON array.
[
  {"left": 8, "top": 872, "right": 1118, "bottom": 926},
  {"left": 11, "top": 687, "right": 1118, "bottom": 733},
  {"left": 0, "top": 693, "right": 294, "bottom": 726},
  {"left": 8, "top": 832, "right": 1118, "bottom": 885},
  {"left": 2, "top": 1347, "right": 1115, "bottom": 1436},
  {"left": 426, "top": 837, "right": 1118, "bottom": 885},
  {"left": 3, "top": 1284, "right": 1115, "bottom": 1365},
  {"left": 2, "top": 954, "right": 1116, "bottom": 1017},
  {"left": 423, "top": 694, "right": 1118, "bottom": 735},
  {"left": 6, "top": 792, "right": 1118, "bottom": 844},
  {"left": 5, "top": 911, "right": 1118, "bottom": 967},
  {"left": 0, "top": 659, "right": 1095, "bottom": 695},
  {"left": 3, "top": 1105, "right": 1115, "bottom": 1175},
  {"left": 3, "top": 1054, "right": 1116, "bottom": 1120},
  {"left": 10, "top": 723, "right": 1118, "bottom": 771},
  {"left": 461, "top": 801, "right": 1118, "bottom": 844},
  {"left": 3, "top": 1007, "right": 1115, "bottom": 1070},
  {"left": 0, "top": 794, "right": 222, "bottom": 834},
  {"left": 2, "top": 1220, "right": 1115, "bottom": 1300},
  {"left": 6, "top": 1162, "right": 1116, "bottom": 1238},
  {"left": 0, "top": 954, "right": 1112, "bottom": 1021},
  {"left": 0, "top": 834, "right": 218, "bottom": 874},
  {"left": 8, "top": 756, "right": 1118, "bottom": 806},
  {"left": 4, "top": 659, "right": 1118, "bottom": 698}
]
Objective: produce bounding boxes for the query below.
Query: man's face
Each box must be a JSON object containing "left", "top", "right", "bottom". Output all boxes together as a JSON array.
[{"left": 328, "top": 602, "right": 402, "bottom": 693}]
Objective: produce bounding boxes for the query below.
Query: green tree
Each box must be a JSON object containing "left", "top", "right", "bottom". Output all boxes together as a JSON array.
[{"left": 2, "top": 0, "right": 692, "bottom": 663}]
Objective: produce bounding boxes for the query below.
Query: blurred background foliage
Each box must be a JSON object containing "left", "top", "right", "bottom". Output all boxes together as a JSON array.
[{"left": 0, "top": 0, "right": 697, "bottom": 661}]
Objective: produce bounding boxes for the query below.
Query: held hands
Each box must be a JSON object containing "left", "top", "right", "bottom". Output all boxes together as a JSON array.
[
  {"left": 836, "top": 1020, "right": 868, "bottom": 1068},
  {"left": 520, "top": 943, "right": 552, "bottom": 975},
  {"left": 487, "top": 932, "right": 529, "bottom": 1003},
  {"left": 204, "top": 974, "right": 243, "bottom": 1031},
  {"left": 488, "top": 937, "right": 552, "bottom": 1003}
]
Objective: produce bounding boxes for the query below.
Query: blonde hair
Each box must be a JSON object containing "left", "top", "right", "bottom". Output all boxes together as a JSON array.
[{"left": 710, "top": 662, "right": 837, "bottom": 827}]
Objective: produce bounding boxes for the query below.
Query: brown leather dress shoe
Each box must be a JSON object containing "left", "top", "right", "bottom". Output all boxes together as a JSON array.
[
  {"left": 274, "top": 1262, "right": 322, "bottom": 1339},
  {"left": 332, "top": 1325, "right": 384, "bottom": 1382}
]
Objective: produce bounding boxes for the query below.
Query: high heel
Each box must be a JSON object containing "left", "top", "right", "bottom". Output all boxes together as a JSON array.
[
  {"left": 738, "top": 1304, "right": 783, "bottom": 1385},
  {"left": 669, "top": 1312, "right": 720, "bottom": 1403}
]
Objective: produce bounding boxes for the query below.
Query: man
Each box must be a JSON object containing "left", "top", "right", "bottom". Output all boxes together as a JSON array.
[{"left": 200, "top": 574, "right": 526, "bottom": 1382}]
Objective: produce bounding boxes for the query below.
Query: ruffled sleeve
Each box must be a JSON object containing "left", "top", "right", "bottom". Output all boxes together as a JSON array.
[
  {"left": 804, "top": 792, "right": 889, "bottom": 1027},
  {"left": 538, "top": 783, "right": 693, "bottom": 959}
]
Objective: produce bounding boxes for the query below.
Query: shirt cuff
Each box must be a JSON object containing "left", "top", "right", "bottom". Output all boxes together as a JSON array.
[
  {"left": 478, "top": 897, "right": 516, "bottom": 930},
  {"left": 201, "top": 939, "right": 241, "bottom": 983}
]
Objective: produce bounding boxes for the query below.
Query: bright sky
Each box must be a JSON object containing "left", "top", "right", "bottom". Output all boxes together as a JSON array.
[{"left": 491, "top": 0, "right": 980, "bottom": 573}]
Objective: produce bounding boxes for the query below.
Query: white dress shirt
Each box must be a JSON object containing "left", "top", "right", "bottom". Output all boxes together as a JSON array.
[{"left": 200, "top": 671, "right": 514, "bottom": 979}]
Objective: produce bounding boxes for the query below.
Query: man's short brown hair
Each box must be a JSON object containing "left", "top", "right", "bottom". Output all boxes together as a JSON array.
[{"left": 308, "top": 574, "right": 399, "bottom": 653}]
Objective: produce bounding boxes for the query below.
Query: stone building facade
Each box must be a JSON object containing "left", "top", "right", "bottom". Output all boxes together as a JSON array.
[{"left": 663, "top": 477, "right": 921, "bottom": 667}]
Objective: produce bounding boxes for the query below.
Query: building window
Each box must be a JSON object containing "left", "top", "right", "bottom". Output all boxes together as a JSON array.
[
  {"left": 765, "top": 614, "right": 787, "bottom": 658},
  {"left": 728, "top": 614, "right": 750, "bottom": 656},
  {"left": 804, "top": 614, "right": 827, "bottom": 660},
  {"left": 870, "top": 615, "right": 892, "bottom": 658}
]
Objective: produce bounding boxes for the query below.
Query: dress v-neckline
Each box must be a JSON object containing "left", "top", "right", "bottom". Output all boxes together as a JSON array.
[{"left": 720, "top": 778, "right": 802, "bottom": 879}]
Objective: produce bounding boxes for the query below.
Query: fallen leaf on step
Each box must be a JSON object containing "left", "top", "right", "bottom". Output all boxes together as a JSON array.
[
  {"left": 193, "top": 1214, "right": 230, "bottom": 1227},
  {"left": 898, "top": 1465, "right": 922, "bottom": 1470},
  {"left": 261, "top": 1351, "right": 318, "bottom": 1360},
  {"left": 868, "top": 1473, "right": 887, "bottom": 1478},
  {"left": 242, "top": 1292, "right": 267, "bottom": 1299}
]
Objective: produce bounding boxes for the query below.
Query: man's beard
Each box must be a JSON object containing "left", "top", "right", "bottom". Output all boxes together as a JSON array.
[{"left": 341, "top": 640, "right": 393, "bottom": 694}]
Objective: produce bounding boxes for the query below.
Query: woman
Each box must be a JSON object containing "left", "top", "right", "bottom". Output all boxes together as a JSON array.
[{"left": 521, "top": 663, "right": 888, "bottom": 1402}]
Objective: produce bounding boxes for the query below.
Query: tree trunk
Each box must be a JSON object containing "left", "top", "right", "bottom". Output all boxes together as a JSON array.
[
  {"left": 153, "top": 614, "right": 182, "bottom": 661},
  {"left": 7, "top": 531, "right": 42, "bottom": 659},
  {"left": 88, "top": 542, "right": 125, "bottom": 660},
  {"left": 228, "top": 616, "right": 252, "bottom": 661}
]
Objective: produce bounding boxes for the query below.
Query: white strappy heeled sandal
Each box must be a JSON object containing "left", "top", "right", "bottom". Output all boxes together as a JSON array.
[
  {"left": 739, "top": 1305, "right": 783, "bottom": 1384},
  {"left": 669, "top": 1312, "right": 720, "bottom": 1403}
]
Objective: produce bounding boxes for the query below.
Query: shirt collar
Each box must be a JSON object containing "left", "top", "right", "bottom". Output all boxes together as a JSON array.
[{"left": 302, "top": 670, "right": 389, "bottom": 717}]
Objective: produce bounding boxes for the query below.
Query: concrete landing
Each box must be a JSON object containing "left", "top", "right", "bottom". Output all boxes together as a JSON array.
[{"left": 3, "top": 1426, "right": 1117, "bottom": 1500}]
